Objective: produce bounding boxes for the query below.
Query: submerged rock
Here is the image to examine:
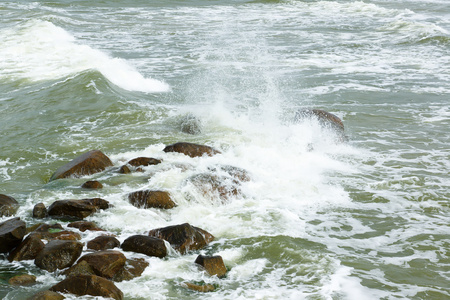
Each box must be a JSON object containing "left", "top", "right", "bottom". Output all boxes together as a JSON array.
[
  {"left": 179, "top": 114, "right": 202, "bottom": 135},
  {"left": 182, "top": 282, "right": 215, "bottom": 293},
  {"left": 185, "top": 173, "right": 241, "bottom": 203},
  {"left": 121, "top": 235, "right": 167, "bottom": 258},
  {"left": 148, "top": 223, "right": 214, "bottom": 254},
  {"left": 47, "top": 198, "right": 110, "bottom": 219},
  {"left": 49, "top": 150, "right": 113, "bottom": 181},
  {"left": 34, "top": 240, "right": 83, "bottom": 272},
  {"left": 163, "top": 142, "right": 220, "bottom": 158},
  {"left": 0, "top": 194, "right": 19, "bottom": 217},
  {"left": 208, "top": 165, "right": 251, "bottom": 182},
  {"left": 195, "top": 255, "right": 227, "bottom": 278},
  {"left": 8, "top": 274, "right": 36, "bottom": 286},
  {"left": 50, "top": 275, "right": 123, "bottom": 300},
  {"left": 128, "top": 190, "right": 176, "bottom": 209},
  {"left": 0, "top": 217, "right": 26, "bottom": 253}
]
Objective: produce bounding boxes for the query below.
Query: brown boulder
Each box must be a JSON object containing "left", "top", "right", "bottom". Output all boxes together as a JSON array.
[
  {"left": 118, "top": 165, "right": 131, "bottom": 174},
  {"left": 163, "top": 142, "right": 220, "bottom": 158},
  {"left": 81, "top": 180, "right": 103, "bottom": 189},
  {"left": 32, "top": 203, "right": 48, "bottom": 218},
  {"left": 68, "top": 221, "right": 103, "bottom": 232},
  {"left": 34, "top": 240, "right": 83, "bottom": 272},
  {"left": 128, "top": 190, "right": 176, "bottom": 209},
  {"left": 63, "top": 260, "right": 96, "bottom": 277},
  {"left": 8, "top": 234, "right": 45, "bottom": 261},
  {"left": 148, "top": 223, "right": 214, "bottom": 254},
  {"left": 77, "top": 250, "right": 126, "bottom": 279},
  {"left": 195, "top": 255, "right": 227, "bottom": 278},
  {"left": 27, "top": 290, "right": 65, "bottom": 300},
  {"left": 87, "top": 235, "right": 120, "bottom": 251},
  {"left": 31, "top": 230, "right": 81, "bottom": 241},
  {"left": 8, "top": 274, "right": 36, "bottom": 286},
  {"left": 49, "top": 150, "right": 113, "bottom": 181},
  {"left": 113, "top": 258, "right": 149, "bottom": 282},
  {"left": 47, "top": 198, "right": 110, "bottom": 219},
  {"left": 182, "top": 282, "right": 215, "bottom": 293},
  {"left": 0, "top": 217, "right": 26, "bottom": 253},
  {"left": 50, "top": 275, "right": 123, "bottom": 300},
  {"left": 128, "top": 157, "right": 162, "bottom": 167},
  {"left": 121, "top": 235, "right": 167, "bottom": 258},
  {"left": 0, "top": 194, "right": 19, "bottom": 217}
]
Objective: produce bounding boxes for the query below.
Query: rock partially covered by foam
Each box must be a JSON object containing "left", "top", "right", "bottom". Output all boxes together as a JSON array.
[
  {"left": 148, "top": 223, "right": 214, "bottom": 254},
  {"left": 49, "top": 150, "right": 113, "bottom": 181},
  {"left": 179, "top": 114, "right": 202, "bottom": 135},
  {"left": 0, "top": 194, "right": 19, "bottom": 217},
  {"left": 128, "top": 190, "right": 176, "bottom": 209},
  {"left": 163, "top": 142, "right": 220, "bottom": 158},
  {"left": 295, "top": 109, "right": 344, "bottom": 132},
  {"left": 195, "top": 254, "right": 227, "bottom": 278}
]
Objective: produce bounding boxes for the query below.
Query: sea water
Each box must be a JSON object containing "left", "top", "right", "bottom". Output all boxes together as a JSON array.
[{"left": 0, "top": 0, "right": 449, "bottom": 299}]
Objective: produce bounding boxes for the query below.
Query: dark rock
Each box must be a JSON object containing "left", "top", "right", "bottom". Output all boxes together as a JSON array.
[
  {"left": 34, "top": 223, "right": 64, "bottom": 232},
  {"left": 186, "top": 173, "right": 241, "bottom": 202},
  {"left": 27, "top": 290, "right": 65, "bottom": 300},
  {"left": 180, "top": 114, "right": 202, "bottom": 135},
  {"left": 163, "top": 142, "right": 220, "bottom": 158},
  {"left": 8, "top": 234, "right": 45, "bottom": 261},
  {"left": 128, "top": 190, "right": 176, "bottom": 209},
  {"left": 8, "top": 274, "right": 36, "bottom": 286},
  {"left": 128, "top": 157, "right": 162, "bottom": 167},
  {"left": 0, "top": 217, "right": 26, "bottom": 253},
  {"left": 68, "top": 221, "right": 103, "bottom": 232},
  {"left": 113, "top": 258, "right": 149, "bottom": 282},
  {"left": 49, "top": 275, "right": 123, "bottom": 300},
  {"left": 77, "top": 250, "right": 126, "bottom": 279},
  {"left": 182, "top": 282, "right": 215, "bottom": 293},
  {"left": 121, "top": 235, "right": 167, "bottom": 258},
  {"left": 47, "top": 198, "right": 110, "bottom": 219},
  {"left": 32, "top": 203, "right": 48, "bottom": 219},
  {"left": 195, "top": 255, "right": 227, "bottom": 278},
  {"left": 34, "top": 240, "right": 83, "bottom": 272},
  {"left": 49, "top": 150, "right": 113, "bottom": 181},
  {"left": 63, "top": 260, "right": 96, "bottom": 277},
  {"left": 294, "top": 109, "right": 344, "bottom": 132},
  {"left": 118, "top": 165, "right": 131, "bottom": 174},
  {"left": 87, "top": 235, "right": 120, "bottom": 251},
  {"left": 148, "top": 223, "right": 214, "bottom": 254},
  {"left": 0, "top": 194, "right": 19, "bottom": 217},
  {"left": 81, "top": 181, "right": 103, "bottom": 189}
]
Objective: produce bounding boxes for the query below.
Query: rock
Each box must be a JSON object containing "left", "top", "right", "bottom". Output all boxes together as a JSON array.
[
  {"left": 8, "top": 234, "right": 45, "bottom": 261},
  {"left": 30, "top": 223, "right": 81, "bottom": 241},
  {"left": 118, "top": 165, "right": 131, "bottom": 174},
  {"left": 32, "top": 203, "right": 48, "bottom": 219},
  {"left": 8, "top": 274, "right": 36, "bottom": 286},
  {"left": 49, "top": 275, "right": 123, "bottom": 300},
  {"left": 294, "top": 109, "right": 344, "bottom": 132},
  {"left": 194, "top": 255, "right": 227, "bottom": 278},
  {"left": 186, "top": 173, "right": 241, "bottom": 202},
  {"left": 0, "top": 217, "right": 26, "bottom": 253},
  {"left": 148, "top": 223, "right": 214, "bottom": 254},
  {"left": 68, "top": 221, "right": 103, "bottom": 232},
  {"left": 63, "top": 260, "right": 96, "bottom": 277},
  {"left": 34, "top": 240, "right": 83, "bottom": 272},
  {"left": 128, "top": 190, "right": 176, "bottom": 209},
  {"left": 81, "top": 180, "right": 103, "bottom": 189},
  {"left": 127, "top": 157, "right": 162, "bottom": 167},
  {"left": 113, "top": 258, "right": 149, "bottom": 282},
  {"left": 76, "top": 250, "right": 126, "bottom": 279},
  {"left": 27, "top": 290, "right": 65, "bottom": 300},
  {"left": 208, "top": 165, "right": 251, "bottom": 182},
  {"left": 163, "top": 142, "right": 220, "bottom": 158},
  {"left": 0, "top": 194, "right": 19, "bottom": 217},
  {"left": 121, "top": 235, "right": 167, "bottom": 258},
  {"left": 180, "top": 114, "right": 202, "bottom": 135},
  {"left": 182, "top": 282, "right": 215, "bottom": 293},
  {"left": 47, "top": 198, "right": 110, "bottom": 219},
  {"left": 87, "top": 235, "right": 120, "bottom": 251},
  {"left": 34, "top": 223, "right": 64, "bottom": 232},
  {"left": 49, "top": 150, "right": 113, "bottom": 181}
]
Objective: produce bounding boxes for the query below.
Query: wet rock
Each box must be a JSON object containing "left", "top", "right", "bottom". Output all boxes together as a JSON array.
[
  {"left": 0, "top": 217, "right": 26, "bottom": 253},
  {"left": 81, "top": 180, "right": 103, "bottom": 189},
  {"left": 34, "top": 240, "right": 83, "bottom": 272},
  {"left": 182, "top": 282, "right": 215, "bottom": 293},
  {"left": 76, "top": 250, "right": 126, "bottom": 279},
  {"left": 87, "top": 235, "right": 120, "bottom": 251},
  {"left": 121, "top": 235, "right": 167, "bottom": 258},
  {"left": 163, "top": 142, "right": 221, "bottom": 158},
  {"left": 49, "top": 150, "right": 113, "bottom": 181},
  {"left": 128, "top": 157, "right": 162, "bottom": 167},
  {"left": 128, "top": 190, "right": 176, "bottom": 209},
  {"left": 27, "top": 290, "right": 65, "bottom": 300},
  {"left": 180, "top": 114, "right": 202, "bottom": 135},
  {"left": 47, "top": 198, "right": 110, "bottom": 219},
  {"left": 32, "top": 203, "right": 48, "bottom": 219},
  {"left": 118, "top": 165, "right": 131, "bottom": 174},
  {"left": 34, "top": 223, "right": 64, "bottom": 232},
  {"left": 294, "top": 109, "right": 345, "bottom": 132},
  {"left": 186, "top": 173, "right": 241, "bottom": 202},
  {"left": 49, "top": 275, "right": 123, "bottom": 300},
  {"left": 8, "top": 234, "right": 45, "bottom": 261},
  {"left": 0, "top": 194, "right": 19, "bottom": 217},
  {"left": 113, "top": 258, "right": 149, "bottom": 282},
  {"left": 8, "top": 274, "right": 36, "bottom": 286},
  {"left": 68, "top": 221, "right": 103, "bottom": 232},
  {"left": 32, "top": 230, "right": 81, "bottom": 241},
  {"left": 195, "top": 255, "right": 227, "bottom": 278},
  {"left": 63, "top": 260, "right": 96, "bottom": 277},
  {"left": 148, "top": 223, "right": 214, "bottom": 254},
  {"left": 208, "top": 165, "right": 251, "bottom": 182}
]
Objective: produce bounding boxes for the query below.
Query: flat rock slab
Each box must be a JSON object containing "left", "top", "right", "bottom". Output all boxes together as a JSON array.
[
  {"left": 0, "top": 217, "right": 26, "bottom": 253},
  {"left": 50, "top": 275, "right": 123, "bottom": 300},
  {"left": 163, "top": 142, "right": 220, "bottom": 158},
  {"left": 49, "top": 150, "right": 113, "bottom": 181}
]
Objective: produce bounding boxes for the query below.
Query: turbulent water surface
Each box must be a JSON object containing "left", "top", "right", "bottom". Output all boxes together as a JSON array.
[{"left": 0, "top": 0, "right": 449, "bottom": 299}]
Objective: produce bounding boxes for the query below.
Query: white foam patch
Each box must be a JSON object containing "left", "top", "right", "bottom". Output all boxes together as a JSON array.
[{"left": 0, "top": 20, "right": 169, "bottom": 93}]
